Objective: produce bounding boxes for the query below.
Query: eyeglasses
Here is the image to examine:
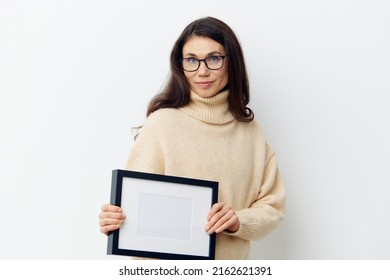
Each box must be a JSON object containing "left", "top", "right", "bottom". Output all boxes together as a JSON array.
[{"left": 181, "top": 55, "right": 227, "bottom": 72}]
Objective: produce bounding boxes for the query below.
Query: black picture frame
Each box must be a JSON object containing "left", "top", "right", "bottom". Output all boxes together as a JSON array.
[{"left": 107, "top": 169, "right": 219, "bottom": 260}]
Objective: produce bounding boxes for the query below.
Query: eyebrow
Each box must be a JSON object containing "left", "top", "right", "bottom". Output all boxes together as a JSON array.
[{"left": 183, "top": 51, "right": 223, "bottom": 58}]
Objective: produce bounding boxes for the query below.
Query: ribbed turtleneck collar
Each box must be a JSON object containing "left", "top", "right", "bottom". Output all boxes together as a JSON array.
[{"left": 179, "top": 90, "right": 235, "bottom": 124}]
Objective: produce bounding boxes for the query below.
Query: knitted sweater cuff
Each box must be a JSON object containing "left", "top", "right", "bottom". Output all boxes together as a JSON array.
[
  {"left": 223, "top": 208, "right": 284, "bottom": 241},
  {"left": 223, "top": 211, "right": 257, "bottom": 240}
]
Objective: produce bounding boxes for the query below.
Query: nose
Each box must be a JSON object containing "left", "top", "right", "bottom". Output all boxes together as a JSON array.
[{"left": 197, "top": 61, "right": 210, "bottom": 76}]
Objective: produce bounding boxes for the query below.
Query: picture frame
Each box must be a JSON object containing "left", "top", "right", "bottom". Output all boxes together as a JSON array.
[{"left": 107, "top": 169, "right": 219, "bottom": 260}]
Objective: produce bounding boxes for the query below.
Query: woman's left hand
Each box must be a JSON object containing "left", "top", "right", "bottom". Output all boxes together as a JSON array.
[{"left": 205, "top": 202, "right": 240, "bottom": 234}]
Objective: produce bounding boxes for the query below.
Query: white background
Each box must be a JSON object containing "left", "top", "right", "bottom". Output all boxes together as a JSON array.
[{"left": 0, "top": 0, "right": 389, "bottom": 259}]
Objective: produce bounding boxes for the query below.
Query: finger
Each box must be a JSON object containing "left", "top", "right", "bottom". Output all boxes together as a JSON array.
[
  {"left": 206, "top": 208, "right": 235, "bottom": 234},
  {"left": 207, "top": 204, "right": 231, "bottom": 225},
  {"left": 99, "top": 217, "right": 125, "bottom": 227},
  {"left": 207, "top": 202, "right": 225, "bottom": 220},
  {"left": 99, "top": 211, "right": 126, "bottom": 220},
  {"left": 215, "top": 213, "right": 239, "bottom": 233},
  {"left": 205, "top": 205, "right": 231, "bottom": 232},
  {"left": 101, "top": 204, "right": 123, "bottom": 213},
  {"left": 100, "top": 224, "right": 121, "bottom": 235}
]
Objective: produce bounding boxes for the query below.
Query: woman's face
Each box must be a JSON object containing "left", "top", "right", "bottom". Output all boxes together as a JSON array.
[{"left": 182, "top": 36, "right": 228, "bottom": 98}]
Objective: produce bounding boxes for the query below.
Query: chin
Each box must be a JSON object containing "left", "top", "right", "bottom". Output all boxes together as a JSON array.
[
  {"left": 198, "top": 93, "right": 218, "bottom": 98},
  {"left": 194, "top": 89, "right": 219, "bottom": 98}
]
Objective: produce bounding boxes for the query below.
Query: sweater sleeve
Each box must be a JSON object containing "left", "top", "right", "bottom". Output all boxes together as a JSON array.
[
  {"left": 226, "top": 148, "right": 286, "bottom": 241},
  {"left": 124, "top": 117, "right": 165, "bottom": 175}
]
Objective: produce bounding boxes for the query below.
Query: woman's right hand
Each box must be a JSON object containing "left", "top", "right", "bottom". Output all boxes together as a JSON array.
[{"left": 99, "top": 204, "right": 126, "bottom": 235}]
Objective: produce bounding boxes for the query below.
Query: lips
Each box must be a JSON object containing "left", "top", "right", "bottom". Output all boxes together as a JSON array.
[{"left": 195, "top": 81, "right": 214, "bottom": 88}]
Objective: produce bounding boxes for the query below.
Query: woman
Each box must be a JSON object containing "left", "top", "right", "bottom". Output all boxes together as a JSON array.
[{"left": 99, "top": 16, "right": 286, "bottom": 259}]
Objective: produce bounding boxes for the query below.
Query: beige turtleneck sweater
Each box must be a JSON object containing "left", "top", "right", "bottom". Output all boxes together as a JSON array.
[{"left": 125, "top": 90, "right": 286, "bottom": 259}]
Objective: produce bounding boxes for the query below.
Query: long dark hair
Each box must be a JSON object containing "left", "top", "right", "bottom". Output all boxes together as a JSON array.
[{"left": 147, "top": 17, "right": 254, "bottom": 122}]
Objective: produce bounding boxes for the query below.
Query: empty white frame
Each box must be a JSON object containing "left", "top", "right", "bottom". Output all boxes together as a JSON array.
[{"left": 107, "top": 169, "right": 218, "bottom": 260}]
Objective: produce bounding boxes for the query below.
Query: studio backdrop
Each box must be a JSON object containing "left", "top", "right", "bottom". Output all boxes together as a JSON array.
[{"left": 1, "top": 0, "right": 389, "bottom": 259}]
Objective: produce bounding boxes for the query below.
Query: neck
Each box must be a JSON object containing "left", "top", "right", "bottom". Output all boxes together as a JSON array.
[{"left": 179, "top": 90, "right": 234, "bottom": 124}]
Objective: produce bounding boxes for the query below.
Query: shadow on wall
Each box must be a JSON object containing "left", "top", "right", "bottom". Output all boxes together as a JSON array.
[{"left": 251, "top": 219, "right": 293, "bottom": 259}]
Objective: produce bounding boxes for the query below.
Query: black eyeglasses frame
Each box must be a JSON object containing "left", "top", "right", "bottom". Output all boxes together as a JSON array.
[{"left": 180, "top": 55, "right": 228, "bottom": 72}]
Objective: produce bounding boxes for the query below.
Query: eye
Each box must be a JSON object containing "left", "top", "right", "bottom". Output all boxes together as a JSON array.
[
  {"left": 206, "top": 56, "right": 222, "bottom": 63},
  {"left": 183, "top": 57, "right": 198, "bottom": 64}
]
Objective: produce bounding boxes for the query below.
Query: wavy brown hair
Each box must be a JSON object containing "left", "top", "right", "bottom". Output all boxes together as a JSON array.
[{"left": 147, "top": 17, "right": 254, "bottom": 122}]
